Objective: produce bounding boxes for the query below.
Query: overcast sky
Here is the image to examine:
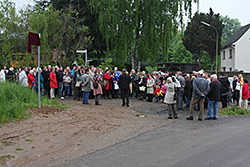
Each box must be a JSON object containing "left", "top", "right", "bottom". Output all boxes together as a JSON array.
[{"left": 12, "top": 0, "right": 250, "bottom": 26}]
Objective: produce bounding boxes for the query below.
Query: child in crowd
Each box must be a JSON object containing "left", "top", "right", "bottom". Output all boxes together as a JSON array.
[
  {"left": 63, "top": 72, "right": 71, "bottom": 98},
  {"left": 154, "top": 85, "right": 161, "bottom": 103},
  {"left": 161, "top": 80, "right": 167, "bottom": 103}
]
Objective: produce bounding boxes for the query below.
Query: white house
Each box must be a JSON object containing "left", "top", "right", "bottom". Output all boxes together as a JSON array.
[{"left": 221, "top": 23, "right": 250, "bottom": 72}]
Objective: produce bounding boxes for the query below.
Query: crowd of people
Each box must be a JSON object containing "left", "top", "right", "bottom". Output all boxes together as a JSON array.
[{"left": 1, "top": 64, "right": 249, "bottom": 121}]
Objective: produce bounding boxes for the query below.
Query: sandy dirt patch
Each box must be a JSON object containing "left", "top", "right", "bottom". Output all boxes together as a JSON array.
[{"left": 0, "top": 98, "right": 169, "bottom": 167}]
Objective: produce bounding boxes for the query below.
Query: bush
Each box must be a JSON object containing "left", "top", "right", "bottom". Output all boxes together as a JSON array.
[
  {"left": 0, "top": 82, "right": 68, "bottom": 125},
  {"left": 219, "top": 105, "right": 250, "bottom": 116}
]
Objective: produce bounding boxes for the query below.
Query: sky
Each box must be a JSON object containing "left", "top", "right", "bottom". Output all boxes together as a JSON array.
[{"left": 12, "top": 0, "right": 250, "bottom": 26}]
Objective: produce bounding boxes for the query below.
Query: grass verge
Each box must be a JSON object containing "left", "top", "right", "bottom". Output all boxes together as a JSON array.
[
  {"left": 0, "top": 81, "right": 70, "bottom": 125},
  {"left": 219, "top": 105, "right": 250, "bottom": 116}
]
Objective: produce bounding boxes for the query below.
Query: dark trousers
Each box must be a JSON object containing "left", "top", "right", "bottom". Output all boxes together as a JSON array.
[
  {"left": 221, "top": 95, "right": 228, "bottom": 108},
  {"left": 95, "top": 94, "right": 101, "bottom": 104},
  {"left": 176, "top": 90, "right": 184, "bottom": 109},
  {"left": 104, "top": 89, "right": 110, "bottom": 98},
  {"left": 147, "top": 94, "right": 153, "bottom": 102},
  {"left": 121, "top": 89, "right": 129, "bottom": 105},
  {"left": 74, "top": 87, "right": 81, "bottom": 99},
  {"left": 234, "top": 90, "right": 240, "bottom": 105}
]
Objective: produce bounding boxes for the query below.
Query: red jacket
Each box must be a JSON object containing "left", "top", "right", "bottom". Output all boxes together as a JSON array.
[
  {"left": 50, "top": 71, "right": 58, "bottom": 88},
  {"left": 104, "top": 72, "right": 112, "bottom": 90},
  {"left": 242, "top": 83, "right": 250, "bottom": 99},
  {"left": 28, "top": 73, "right": 35, "bottom": 88},
  {"left": 154, "top": 88, "right": 161, "bottom": 95}
]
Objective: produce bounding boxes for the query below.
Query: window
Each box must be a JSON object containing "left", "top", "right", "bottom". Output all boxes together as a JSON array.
[
  {"left": 223, "top": 67, "right": 226, "bottom": 72},
  {"left": 229, "top": 49, "right": 232, "bottom": 59},
  {"left": 229, "top": 67, "right": 232, "bottom": 72},
  {"left": 223, "top": 51, "right": 225, "bottom": 60}
]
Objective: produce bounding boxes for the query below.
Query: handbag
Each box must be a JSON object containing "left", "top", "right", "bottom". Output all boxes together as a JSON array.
[
  {"left": 139, "top": 86, "right": 146, "bottom": 91},
  {"left": 75, "top": 81, "right": 81, "bottom": 87}
]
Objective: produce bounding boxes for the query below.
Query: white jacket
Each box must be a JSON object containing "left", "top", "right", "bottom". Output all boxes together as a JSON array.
[{"left": 19, "top": 70, "right": 28, "bottom": 87}]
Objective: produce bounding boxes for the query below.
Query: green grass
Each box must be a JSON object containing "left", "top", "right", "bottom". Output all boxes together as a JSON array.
[
  {"left": 25, "top": 139, "right": 34, "bottom": 142},
  {"left": 2, "top": 141, "right": 13, "bottom": 146},
  {"left": 15, "top": 148, "right": 23, "bottom": 151},
  {"left": 0, "top": 82, "right": 69, "bottom": 125},
  {"left": 219, "top": 105, "right": 250, "bottom": 116}
]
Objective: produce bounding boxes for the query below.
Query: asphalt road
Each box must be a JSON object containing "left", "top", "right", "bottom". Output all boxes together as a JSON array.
[{"left": 57, "top": 99, "right": 250, "bottom": 167}]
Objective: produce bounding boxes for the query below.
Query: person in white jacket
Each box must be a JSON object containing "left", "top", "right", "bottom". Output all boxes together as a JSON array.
[
  {"left": 0, "top": 69, "right": 5, "bottom": 83},
  {"left": 19, "top": 66, "right": 28, "bottom": 87}
]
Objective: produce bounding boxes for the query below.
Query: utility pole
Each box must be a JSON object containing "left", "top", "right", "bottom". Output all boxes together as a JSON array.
[{"left": 197, "top": 0, "right": 199, "bottom": 13}]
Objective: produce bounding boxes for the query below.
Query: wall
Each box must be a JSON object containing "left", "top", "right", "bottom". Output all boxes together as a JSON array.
[
  {"left": 220, "top": 46, "right": 235, "bottom": 71},
  {"left": 234, "top": 28, "right": 250, "bottom": 72}
]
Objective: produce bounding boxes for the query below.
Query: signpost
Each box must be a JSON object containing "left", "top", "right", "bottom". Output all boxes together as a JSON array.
[{"left": 76, "top": 49, "right": 87, "bottom": 67}]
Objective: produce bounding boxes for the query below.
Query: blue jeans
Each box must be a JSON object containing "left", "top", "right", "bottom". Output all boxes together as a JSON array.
[
  {"left": 82, "top": 92, "right": 90, "bottom": 104},
  {"left": 185, "top": 95, "right": 190, "bottom": 107},
  {"left": 155, "top": 96, "right": 160, "bottom": 102},
  {"left": 65, "top": 85, "right": 70, "bottom": 97},
  {"left": 58, "top": 82, "right": 63, "bottom": 98},
  {"left": 207, "top": 100, "right": 219, "bottom": 118}
]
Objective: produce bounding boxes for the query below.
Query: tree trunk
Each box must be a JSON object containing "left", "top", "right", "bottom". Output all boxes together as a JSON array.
[
  {"left": 210, "top": 55, "right": 215, "bottom": 71},
  {"left": 137, "top": 61, "right": 141, "bottom": 72},
  {"left": 198, "top": 49, "right": 201, "bottom": 68},
  {"left": 130, "top": 48, "right": 135, "bottom": 70}
]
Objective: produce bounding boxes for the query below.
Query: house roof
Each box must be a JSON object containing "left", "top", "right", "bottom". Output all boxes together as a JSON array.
[{"left": 221, "top": 23, "right": 250, "bottom": 50}]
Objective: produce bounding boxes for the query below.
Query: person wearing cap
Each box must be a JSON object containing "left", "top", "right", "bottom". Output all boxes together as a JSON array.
[{"left": 187, "top": 70, "right": 210, "bottom": 121}]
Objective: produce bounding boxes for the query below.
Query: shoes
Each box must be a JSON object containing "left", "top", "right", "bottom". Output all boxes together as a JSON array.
[
  {"left": 74, "top": 98, "right": 76, "bottom": 100},
  {"left": 61, "top": 97, "right": 64, "bottom": 100},
  {"left": 82, "top": 102, "right": 85, "bottom": 104},
  {"left": 205, "top": 117, "right": 212, "bottom": 120},
  {"left": 198, "top": 118, "right": 202, "bottom": 121},
  {"left": 104, "top": 97, "right": 108, "bottom": 99},
  {"left": 174, "top": 116, "right": 178, "bottom": 119},
  {"left": 127, "top": 104, "right": 129, "bottom": 107},
  {"left": 168, "top": 116, "right": 173, "bottom": 119},
  {"left": 161, "top": 101, "right": 164, "bottom": 103},
  {"left": 108, "top": 96, "right": 112, "bottom": 99},
  {"left": 186, "top": 116, "right": 193, "bottom": 120},
  {"left": 212, "top": 117, "right": 217, "bottom": 120},
  {"left": 122, "top": 104, "right": 125, "bottom": 106},
  {"left": 95, "top": 103, "right": 102, "bottom": 106}
]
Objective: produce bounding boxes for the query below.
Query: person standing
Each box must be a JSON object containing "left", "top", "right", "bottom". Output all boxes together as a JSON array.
[
  {"left": 89, "top": 66, "right": 95, "bottom": 99},
  {"left": 35, "top": 67, "right": 44, "bottom": 96},
  {"left": 93, "top": 71, "right": 103, "bottom": 105},
  {"left": 176, "top": 71, "right": 185, "bottom": 110},
  {"left": 146, "top": 75, "right": 155, "bottom": 102},
  {"left": 205, "top": 74, "right": 221, "bottom": 120},
  {"left": 218, "top": 73, "right": 230, "bottom": 108},
  {"left": 119, "top": 69, "right": 131, "bottom": 107},
  {"left": 19, "top": 66, "right": 28, "bottom": 87},
  {"left": 187, "top": 71, "right": 210, "bottom": 121},
  {"left": 183, "top": 73, "right": 191, "bottom": 108},
  {"left": 57, "top": 67, "right": 64, "bottom": 99},
  {"left": 103, "top": 68, "right": 112, "bottom": 99},
  {"left": 81, "top": 69, "right": 91, "bottom": 104},
  {"left": 27, "top": 70, "right": 35, "bottom": 88},
  {"left": 242, "top": 79, "right": 250, "bottom": 109},
  {"left": 50, "top": 67, "right": 58, "bottom": 99},
  {"left": 164, "top": 77, "right": 178, "bottom": 119},
  {"left": 41, "top": 66, "right": 50, "bottom": 97}
]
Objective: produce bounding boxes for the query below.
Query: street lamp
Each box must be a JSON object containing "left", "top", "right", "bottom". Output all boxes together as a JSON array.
[{"left": 201, "top": 21, "right": 218, "bottom": 74}]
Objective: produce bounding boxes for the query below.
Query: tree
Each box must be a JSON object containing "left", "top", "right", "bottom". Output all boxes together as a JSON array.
[
  {"left": 183, "top": 8, "right": 223, "bottom": 71},
  {"left": 89, "top": 0, "right": 194, "bottom": 72},
  {"left": 170, "top": 41, "right": 194, "bottom": 63},
  {"left": 29, "top": 4, "right": 91, "bottom": 65},
  {"left": 220, "top": 15, "right": 241, "bottom": 45}
]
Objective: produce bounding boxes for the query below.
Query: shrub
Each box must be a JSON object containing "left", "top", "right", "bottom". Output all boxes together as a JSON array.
[
  {"left": 219, "top": 105, "right": 250, "bottom": 116},
  {"left": 0, "top": 82, "right": 68, "bottom": 124}
]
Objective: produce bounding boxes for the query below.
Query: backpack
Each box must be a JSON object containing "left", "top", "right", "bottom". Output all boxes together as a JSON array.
[{"left": 93, "top": 76, "right": 99, "bottom": 89}]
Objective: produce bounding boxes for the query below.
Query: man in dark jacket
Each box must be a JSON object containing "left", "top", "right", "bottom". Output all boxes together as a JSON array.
[
  {"left": 57, "top": 67, "right": 64, "bottom": 99},
  {"left": 41, "top": 66, "right": 50, "bottom": 97},
  {"left": 119, "top": 69, "right": 131, "bottom": 107},
  {"left": 218, "top": 73, "right": 230, "bottom": 108},
  {"left": 205, "top": 74, "right": 222, "bottom": 120}
]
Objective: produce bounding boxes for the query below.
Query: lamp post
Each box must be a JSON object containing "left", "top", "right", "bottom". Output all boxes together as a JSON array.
[{"left": 201, "top": 21, "right": 218, "bottom": 74}]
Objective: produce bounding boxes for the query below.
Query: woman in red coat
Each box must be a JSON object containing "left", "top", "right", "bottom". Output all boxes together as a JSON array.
[
  {"left": 50, "top": 67, "right": 58, "bottom": 99},
  {"left": 103, "top": 68, "right": 112, "bottom": 99},
  {"left": 242, "top": 79, "right": 250, "bottom": 109},
  {"left": 28, "top": 70, "right": 35, "bottom": 88}
]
